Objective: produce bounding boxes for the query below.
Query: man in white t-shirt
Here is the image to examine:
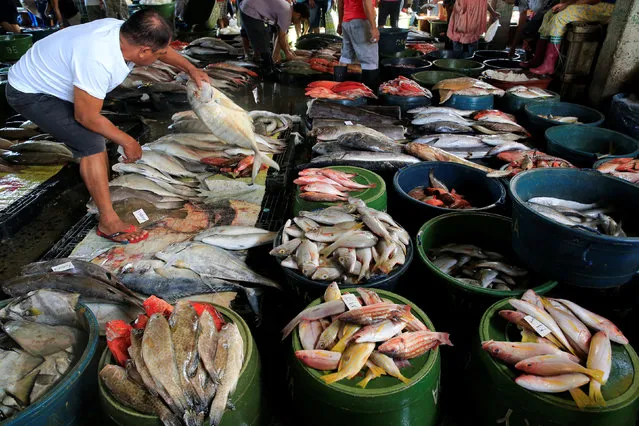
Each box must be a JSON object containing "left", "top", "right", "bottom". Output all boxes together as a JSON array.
[{"left": 7, "top": 10, "right": 208, "bottom": 244}]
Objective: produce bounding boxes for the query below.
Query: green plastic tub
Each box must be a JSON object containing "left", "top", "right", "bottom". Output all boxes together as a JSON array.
[
  {"left": 415, "top": 212, "right": 557, "bottom": 327},
  {"left": 468, "top": 298, "right": 639, "bottom": 425},
  {"left": 496, "top": 89, "right": 560, "bottom": 118},
  {"left": 411, "top": 70, "right": 466, "bottom": 89},
  {"left": 289, "top": 289, "right": 441, "bottom": 426},
  {"left": 0, "top": 300, "right": 99, "bottom": 426},
  {"left": 524, "top": 101, "right": 605, "bottom": 145},
  {"left": 545, "top": 125, "right": 639, "bottom": 168},
  {"left": 98, "top": 304, "right": 262, "bottom": 426},
  {"left": 0, "top": 34, "right": 33, "bottom": 62},
  {"left": 433, "top": 59, "right": 485, "bottom": 77},
  {"left": 293, "top": 166, "right": 387, "bottom": 215}
]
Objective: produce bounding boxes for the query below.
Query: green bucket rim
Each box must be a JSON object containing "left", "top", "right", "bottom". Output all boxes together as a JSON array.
[
  {"left": 479, "top": 298, "right": 639, "bottom": 411},
  {"left": 0, "top": 34, "right": 33, "bottom": 41},
  {"left": 98, "top": 304, "right": 254, "bottom": 422},
  {"left": 291, "top": 288, "right": 439, "bottom": 396},
  {"left": 295, "top": 166, "right": 387, "bottom": 210},
  {"left": 411, "top": 70, "right": 467, "bottom": 86},
  {"left": 416, "top": 212, "right": 558, "bottom": 297}
]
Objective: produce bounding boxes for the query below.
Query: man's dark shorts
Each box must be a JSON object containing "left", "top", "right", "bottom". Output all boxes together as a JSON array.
[{"left": 5, "top": 84, "right": 106, "bottom": 158}]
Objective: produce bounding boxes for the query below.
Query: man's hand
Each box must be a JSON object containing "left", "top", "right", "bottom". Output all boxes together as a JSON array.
[
  {"left": 121, "top": 139, "right": 142, "bottom": 163},
  {"left": 188, "top": 67, "right": 210, "bottom": 88},
  {"left": 370, "top": 26, "right": 380, "bottom": 43},
  {"left": 552, "top": 3, "right": 568, "bottom": 12},
  {"left": 337, "top": 23, "right": 342, "bottom": 35},
  {"left": 286, "top": 50, "right": 297, "bottom": 61}
]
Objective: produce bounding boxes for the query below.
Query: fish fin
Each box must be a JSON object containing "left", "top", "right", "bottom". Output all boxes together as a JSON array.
[
  {"left": 589, "top": 381, "right": 607, "bottom": 407},
  {"left": 281, "top": 313, "right": 303, "bottom": 340},
  {"left": 439, "top": 332, "right": 454, "bottom": 347},
  {"left": 521, "top": 328, "right": 538, "bottom": 343},
  {"left": 545, "top": 333, "right": 563, "bottom": 349},
  {"left": 586, "top": 368, "right": 605, "bottom": 383},
  {"left": 320, "top": 371, "right": 347, "bottom": 384},
  {"left": 367, "top": 363, "right": 385, "bottom": 377},
  {"left": 356, "top": 375, "right": 372, "bottom": 388},
  {"left": 569, "top": 387, "right": 592, "bottom": 410}
]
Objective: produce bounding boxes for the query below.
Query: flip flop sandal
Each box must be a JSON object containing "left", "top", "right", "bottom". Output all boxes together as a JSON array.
[{"left": 96, "top": 224, "right": 149, "bottom": 244}]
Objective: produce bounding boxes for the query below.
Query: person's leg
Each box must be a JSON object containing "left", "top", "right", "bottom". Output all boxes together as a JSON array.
[
  {"left": 389, "top": 1, "right": 400, "bottom": 28},
  {"left": 467, "top": 40, "right": 478, "bottom": 55},
  {"left": 240, "top": 11, "right": 270, "bottom": 60},
  {"left": 309, "top": 1, "right": 321, "bottom": 33},
  {"left": 5, "top": 85, "right": 147, "bottom": 242},
  {"left": 350, "top": 19, "right": 379, "bottom": 88},
  {"left": 336, "top": 20, "right": 356, "bottom": 81},
  {"left": 452, "top": 41, "right": 463, "bottom": 52},
  {"left": 378, "top": 2, "right": 390, "bottom": 27}
]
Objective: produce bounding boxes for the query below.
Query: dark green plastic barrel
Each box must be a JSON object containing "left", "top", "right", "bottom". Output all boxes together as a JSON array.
[
  {"left": 0, "top": 34, "right": 33, "bottom": 62},
  {"left": 524, "top": 101, "right": 605, "bottom": 143},
  {"left": 289, "top": 289, "right": 441, "bottom": 426},
  {"left": 293, "top": 166, "right": 387, "bottom": 215},
  {"left": 433, "top": 59, "right": 485, "bottom": 77},
  {"left": 275, "top": 230, "right": 413, "bottom": 304},
  {"left": 415, "top": 212, "right": 557, "bottom": 322},
  {"left": 1, "top": 301, "right": 99, "bottom": 426},
  {"left": 509, "top": 168, "right": 639, "bottom": 288},
  {"left": 412, "top": 70, "right": 466, "bottom": 89},
  {"left": 426, "top": 50, "right": 472, "bottom": 61},
  {"left": 98, "top": 304, "right": 261, "bottom": 426},
  {"left": 545, "top": 125, "right": 639, "bottom": 168},
  {"left": 468, "top": 298, "right": 639, "bottom": 426},
  {"left": 378, "top": 28, "right": 409, "bottom": 56}
]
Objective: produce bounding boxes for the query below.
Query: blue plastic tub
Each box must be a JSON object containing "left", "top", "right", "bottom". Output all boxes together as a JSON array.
[
  {"left": 393, "top": 161, "right": 507, "bottom": 233},
  {"left": 509, "top": 168, "right": 639, "bottom": 287},
  {"left": 2, "top": 301, "right": 99, "bottom": 425},
  {"left": 496, "top": 90, "right": 559, "bottom": 117},
  {"left": 325, "top": 97, "right": 368, "bottom": 107},
  {"left": 524, "top": 101, "right": 605, "bottom": 143},
  {"left": 379, "top": 94, "right": 431, "bottom": 114},
  {"left": 546, "top": 125, "right": 639, "bottom": 168},
  {"left": 274, "top": 229, "right": 414, "bottom": 304},
  {"left": 442, "top": 93, "right": 494, "bottom": 110}
]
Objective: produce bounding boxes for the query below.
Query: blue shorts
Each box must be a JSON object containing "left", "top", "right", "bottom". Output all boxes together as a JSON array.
[
  {"left": 309, "top": 0, "right": 328, "bottom": 28},
  {"left": 339, "top": 19, "right": 379, "bottom": 70}
]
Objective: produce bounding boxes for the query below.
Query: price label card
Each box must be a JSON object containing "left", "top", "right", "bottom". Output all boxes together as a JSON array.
[
  {"left": 341, "top": 293, "right": 362, "bottom": 310},
  {"left": 524, "top": 315, "right": 552, "bottom": 337},
  {"left": 51, "top": 262, "right": 74, "bottom": 272},
  {"left": 344, "top": 121, "right": 354, "bottom": 126},
  {"left": 133, "top": 209, "right": 149, "bottom": 224}
]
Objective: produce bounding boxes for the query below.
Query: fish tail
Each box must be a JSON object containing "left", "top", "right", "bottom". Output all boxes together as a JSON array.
[
  {"left": 545, "top": 334, "right": 563, "bottom": 348},
  {"left": 589, "top": 381, "right": 607, "bottom": 407},
  {"left": 438, "top": 332, "right": 454, "bottom": 347},
  {"left": 585, "top": 368, "right": 605, "bottom": 383},
  {"left": 320, "top": 371, "right": 347, "bottom": 384},
  {"left": 398, "top": 373, "right": 411, "bottom": 384},
  {"left": 356, "top": 375, "right": 373, "bottom": 389},
  {"left": 569, "top": 387, "right": 592, "bottom": 410}
]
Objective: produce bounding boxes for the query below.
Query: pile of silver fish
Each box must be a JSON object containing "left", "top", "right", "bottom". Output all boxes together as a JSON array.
[
  {"left": 294, "top": 167, "right": 376, "bottom": 202},
  {"left": 427, "top": 243, "right": 530, "bottom": 291},
  {"left": 507, "top": 86, "right": 554, "bottom": 99},
  {"left": 100, "top": 301, "right": 244, "bottom": 426},
  {"left": 526, "top": 197, "right": 627, "bottom": 237},
  {"left": 181, "top": 37, "right": 242, "bottom": 62},
  {"left": 537, "top": 114, "right": 582, "bottom": 124},
  {"left": 0, "top": 290, "right": 86, "bottom": 420},
  {"left": 0, "top": 118, "right": 72, "bottom": 166},
  {"left": 432, "top": 77, "right": 505, "bottom": 104},
  {"left": 285, "top": 283, "right": 452, "bottom": 386},
  {"left": 202, "top": 62, "right": 259, "bottom": 91},
  {"left": 270, "top": 198, "right": 409, "bottom": 283},
  {"left": 484, "top": 290, "right": 628, "bottom": 408}
]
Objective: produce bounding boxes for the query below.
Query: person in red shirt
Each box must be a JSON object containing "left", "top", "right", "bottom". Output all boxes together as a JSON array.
[{"left": 334, "top": 0, "right": 379, "bottom": 89}]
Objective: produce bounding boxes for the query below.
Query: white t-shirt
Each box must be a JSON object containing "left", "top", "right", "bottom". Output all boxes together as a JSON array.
[{"left": 8, "top": 19, "right": 134, "bottom": 102}]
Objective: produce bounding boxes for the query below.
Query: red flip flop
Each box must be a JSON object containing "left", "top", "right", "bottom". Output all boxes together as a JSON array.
[{"left": 96, "top": 224, "right": 149, "bottom": 244}]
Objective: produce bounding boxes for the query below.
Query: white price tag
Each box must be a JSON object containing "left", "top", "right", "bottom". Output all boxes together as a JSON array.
[
  {"left": 341, "top": 293, "right": 362, "bottom": 310},
  {"left": 133, "top": 209, "right": 149, "bottom": 224},
  {"left": 51, "top": 262, "right": 74, "bottom": 272},
  {"left": 344, "top": 121, "right": 353, "bottom": 126},
  {"left": 524, "top": 315, "right": 552, "bottom": 337}
]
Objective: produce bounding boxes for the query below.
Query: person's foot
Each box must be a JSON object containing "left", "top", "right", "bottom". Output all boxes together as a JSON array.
[{"left": 97, "top": 219, "right": 149, "bottom": 244}]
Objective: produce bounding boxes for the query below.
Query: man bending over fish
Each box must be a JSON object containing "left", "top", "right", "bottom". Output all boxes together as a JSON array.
[{"left": 6, "top": 10, "right": 209, "bottom": 244}]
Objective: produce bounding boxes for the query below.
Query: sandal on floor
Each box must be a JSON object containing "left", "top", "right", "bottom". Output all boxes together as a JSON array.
[{"left": 96, "top": 224, "right": 148, "bottom": 244}]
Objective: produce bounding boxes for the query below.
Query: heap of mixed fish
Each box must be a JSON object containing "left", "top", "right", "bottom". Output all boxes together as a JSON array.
[
  {"left": 405, "top": 42, "right": 437, "bottom": 55},
  {"left": 432, "top": 77, "right": 505, "bottom": 104},
  {"left": 271, "top": 199, "right": 409, "bottom": 283},
  {"left": 201, "top": 62, "right": 259, "bottom": 91},
  {"left": 284, "top": 283, "right": 452, "bottom": 386},
  {"left": 487, "top": 150, "right": 575, "bottom": 178},
  {"left": 427, "top": 243, "right": 530, "bottom": 291},
  {"left": 180, "top": 37, "right": 242, "bottom": 63},
  {"left": 100, "top": 299, "right": 244, "bottom": 426},
  {"left": 305, "top": 81, "right": 376, "bottom": 100},
  {"left": 0, "top": 290, "right": 86, "bottom": 420},
  {"left": 0, "top": 118, "right": 73, "bottom": 167},
  {"left": 408, "top": 170, "right": 472, "bottom": 208},
  {"left": 294, "top": 168, "right": 376, "bottom": 202},
  {"left": 595, "top": 157, "right": 639, "bottom": 184},
  {"left": 484, "top": 289, "right": 628, "bottom": 408},
  {"left": 507, "top": 86, "right": 554, "bottom": 99},
  {"left": 525, "top": 197, "right": 627, "bottom": 237},
  {"left": 379, "top": 76, "right": 432, "bottom": 97}
]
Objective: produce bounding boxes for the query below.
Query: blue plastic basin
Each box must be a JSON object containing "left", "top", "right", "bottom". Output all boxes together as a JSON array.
[
  {"left": 2, "top": 302, "right": 99, "bottom": 425},
  {"left": 393, "top": 161, "right": 507, "bottom": 233},
  {"left": 442, "top": 94, "right": 494, "bottom": 110},
  {"left": 509, "top": 168, "right": 639, "bottom": 287},
  {"left": 524, "top": 101, "right": 605, "bottom": 144},
  {"left": 546, "top": 125, "right": 639, "bottom": 168}
]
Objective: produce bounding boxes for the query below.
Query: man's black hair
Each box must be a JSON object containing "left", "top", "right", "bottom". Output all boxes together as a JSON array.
[
  {"left": 293, "top": 2, "right": 310, "bottom": 19},
  {"left": 120, "top": 9, "right": 173, "bottom": 51}
]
